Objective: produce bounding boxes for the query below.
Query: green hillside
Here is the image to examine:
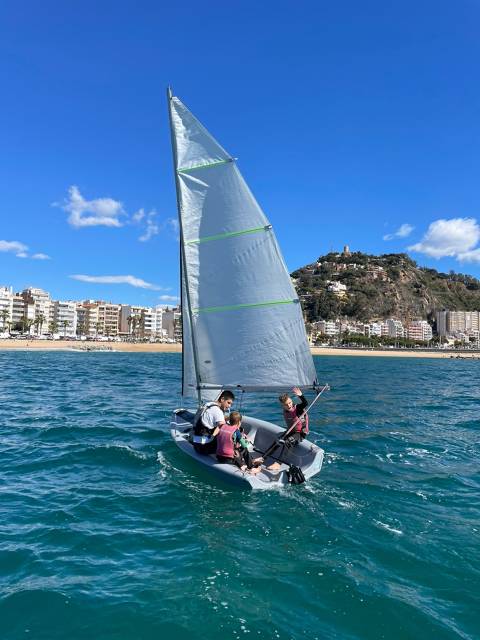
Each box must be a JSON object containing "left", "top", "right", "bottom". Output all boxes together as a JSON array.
[{"left": 292, "top": 251, "right": 480, "bottom": 323}]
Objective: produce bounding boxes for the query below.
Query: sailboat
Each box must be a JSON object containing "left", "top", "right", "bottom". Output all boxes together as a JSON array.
[{"left": 167, "top": 89, "right": 328, "bottom": 489}]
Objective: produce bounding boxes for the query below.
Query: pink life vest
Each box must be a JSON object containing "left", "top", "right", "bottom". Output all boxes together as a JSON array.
[
  {"left": 283, "top": 407, "right": 309, "bottom": 434},
  {"left": 216, "top": 423, "right": 237, "bottom": 458}
]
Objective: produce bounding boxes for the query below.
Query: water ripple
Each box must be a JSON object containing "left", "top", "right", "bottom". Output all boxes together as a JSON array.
[{"left": 0, "top": 352, "right": 478, "bottom": 639}]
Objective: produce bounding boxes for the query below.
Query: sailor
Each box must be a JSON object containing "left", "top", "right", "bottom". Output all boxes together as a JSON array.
[
  {"left": 192, "top": 390, "right": 234, "bottom": 455},
  {"left": 265, "top": 387, "right": 309, "bottom": 470},
  {"left": 216, "top": 411, "right": 262, "bottom": 473},
  {"left": 279, "top": 386, "right": 309, "bottom": 445}
]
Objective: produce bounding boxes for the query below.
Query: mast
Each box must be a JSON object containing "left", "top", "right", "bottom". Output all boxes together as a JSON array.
[{"left": 167, "top": 87, "right": 202, "bottom": 406}]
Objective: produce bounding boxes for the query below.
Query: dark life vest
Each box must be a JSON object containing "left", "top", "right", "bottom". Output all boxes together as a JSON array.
[{"left": 193, "top": 402, "right": 219, "bottom": 436}]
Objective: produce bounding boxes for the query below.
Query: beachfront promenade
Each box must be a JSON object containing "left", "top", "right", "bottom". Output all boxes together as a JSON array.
[{"left": 1, "top": 339, "right": 477, "bottom": 358}]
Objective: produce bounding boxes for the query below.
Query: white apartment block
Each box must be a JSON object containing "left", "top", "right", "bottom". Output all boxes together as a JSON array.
[
  {"left": 22, "top": 287, "right": 53, "bottom": 334},
  {"left": 0, "top": 286, "right": 13, "bottom": 331},
  {"left": 152, "top": 306, "right": 168, "bottom": 339},
  {"left": 314, "top": 320, "right": 339, "bottom": 337},
  {"left": 119, "top": 305, "right": 155, "bottom": 337},
  {"left": 53, "top": 301, "right": 77, "bottom": 337},
  {"left": 386, "top": 318, "right": 404, "bottom": 338},
  {"left": 407, "top": 320, "right": 432, "bottom": 342},
  {"left": 367, "top": 322, "right": 382, "bottom": 337}
]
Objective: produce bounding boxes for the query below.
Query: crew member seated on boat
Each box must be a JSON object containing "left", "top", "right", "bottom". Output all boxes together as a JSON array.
[
  {"left": 192, "top": 390, "right": 234, "bottom": 455},
  {"left": 279, "top": 386, "right": 309, "bottom": 446},
  {"left": 216, "top": 411, "right": 263, "bottom": 473},
  {"left": 265, "top": 387, "right": 309, "bottom": 470}
]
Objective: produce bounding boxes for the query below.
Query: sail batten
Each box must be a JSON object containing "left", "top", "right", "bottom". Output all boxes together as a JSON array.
[
  {"left": 178, "top": 158, "right": 234, "bottom": 173},
  {"left": 185, "top": 225, "right": 271, "bottom": 245},
  {"left": 193, "top": 299, "right": 299, "bottom": 315},
  {"left": 168, "top": 92, "right": 317, "bottom": 400}
]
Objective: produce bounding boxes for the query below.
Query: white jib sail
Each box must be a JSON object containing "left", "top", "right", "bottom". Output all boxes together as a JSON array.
[{"left": 168, "top": 92, "right": 317, "bottom": 399}]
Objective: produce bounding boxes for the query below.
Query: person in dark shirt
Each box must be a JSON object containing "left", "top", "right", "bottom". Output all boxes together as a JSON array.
[{"left": 266, "top": 387, "right": 309, "bottom": 470}]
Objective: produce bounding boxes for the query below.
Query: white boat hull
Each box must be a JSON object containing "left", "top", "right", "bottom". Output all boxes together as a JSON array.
[{"left": 170, "top": 409, "right": 324, "bottom": 490}]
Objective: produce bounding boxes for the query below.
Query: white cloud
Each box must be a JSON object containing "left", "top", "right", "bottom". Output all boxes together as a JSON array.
[
  {"left": 134, "top": 208, "right": 160, "bottom": 242},
  {"left": 408, "top": 218, "right": 480, "bottom": 259},
  {"left": 56, "top": 186, "right": 177, "bottom": 245},
  {"left": 165, "top": 217, "right": 179, "bottom": 239},
  {"left": 132, "top": 209, "right": 146, "bottom": 223},
  {"left": 0, "top": 240, "right": 49, "bottom": 259},
  {"left": 57, "top": 185, "right": 126, "bottom": 228},
  {"left": 456, "top": 248, "right": 480, "bottom": 263},
  {"left": 70, "top": 274, "right": 161, "bottom": 290},
  {"left": 0, "top": 240, "right": 28, "bottom": 257},
  {"left": 383, "top": 223, "right": 414, "bottom": 241},
  {"left": 159, "top": 294, "right": 179, "bottom": 302}
]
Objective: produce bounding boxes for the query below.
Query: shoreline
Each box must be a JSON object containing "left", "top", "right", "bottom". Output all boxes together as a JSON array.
[{"left": 0, "top": 339, "right": 478, "bottom": 358}]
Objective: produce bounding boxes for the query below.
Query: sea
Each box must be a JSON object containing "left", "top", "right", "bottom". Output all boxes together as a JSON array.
[{"left": 0, "top": 351, "right": 478, "bottom": 640}]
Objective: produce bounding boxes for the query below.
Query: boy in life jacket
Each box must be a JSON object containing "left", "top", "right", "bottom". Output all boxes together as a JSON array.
[
  {"left": 192, "top": 390, "right": 234, "bottom": 455},
  {"left": 279, "top": 386, "right": 309, "bottom": 445},
  {"left": 216, "top": 411, "right": 263, "bottom": 474},
  {"left": 266, "top": 387, "right": 309, "bottom": 470}
]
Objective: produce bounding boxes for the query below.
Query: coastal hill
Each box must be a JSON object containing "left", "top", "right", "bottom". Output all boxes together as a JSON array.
[{"left": 291, "top": 250, "right": 480, "bottom": 324}]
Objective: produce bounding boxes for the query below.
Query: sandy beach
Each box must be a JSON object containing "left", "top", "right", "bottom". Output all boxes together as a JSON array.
[
  {"left": 0, "top": 339, "right": 182, "bottom": 353},
  {"left": 0, "top": 339, "right": 477, "bottom": 358},
  {"left": 310, "top": 347, "right": 474, "bottom": 358}
]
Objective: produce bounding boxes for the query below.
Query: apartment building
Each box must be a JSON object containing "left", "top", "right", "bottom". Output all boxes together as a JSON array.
[
  {"left": 22, "top": 287, "right": 53, "bottom": 334},
  {"left": 152, "top": 306, "right": 168, "bottom": 339},
  {"left": 162, "top": 308, "right": 182, "bottom": 341},
  {"left": 119, "top": 305, "right": 155, "bottom": 337},
  {"left": 407, "top": 320, "right": 432, "bottom": 342},
  {"left": 53, "top": 301, "right": 77, "bottom": 337},
  {"left": 76, "top": 304, "right": 89, "bottom": 336},
  {"left": 313, "top": 320, "right": 338, "bottom": 337},
  {"left": 367, "top": 322, "right": 382, "bottom": 337},
  {"left": 447, "top": 310, "right": 480, "bottom": 334},
  {"left": 385, "top": 318, "right": 404, "bottom": 338},
  {"left": 11, "top": 293, "right": 35, "bottom": 331},
  {"left": 0, "top": 286, "right": 13, "bottom": 331},
  {"left": 436, "top": 310, "right": 448, "bottom": 337},
  {"left": 97, "top": 303, "right": 121, "bottom": 336}
]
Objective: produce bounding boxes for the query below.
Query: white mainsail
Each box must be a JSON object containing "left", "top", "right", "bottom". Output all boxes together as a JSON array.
[{"left": 168, "top": 90, "right": 318, "bottom": 400}]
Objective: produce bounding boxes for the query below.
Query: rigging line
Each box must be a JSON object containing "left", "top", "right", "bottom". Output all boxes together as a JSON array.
[
  {"left": 185, "top": 224, "right": 272, "bottom": 245},
  {"left": 193, "top": 299, "right": 299, "bottom": 315},
  {"left": 177, "top": 158, "right": 234, "bottom": 173}
]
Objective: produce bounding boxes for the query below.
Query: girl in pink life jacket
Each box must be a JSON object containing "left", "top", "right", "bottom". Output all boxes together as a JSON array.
[{"left": 216, "top": 411, "right": 263, "bottom": 474}]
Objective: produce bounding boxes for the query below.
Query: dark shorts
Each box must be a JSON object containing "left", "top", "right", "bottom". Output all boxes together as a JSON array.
[{"left": 193, "top": 438, "right": 217, "bottom": 455}]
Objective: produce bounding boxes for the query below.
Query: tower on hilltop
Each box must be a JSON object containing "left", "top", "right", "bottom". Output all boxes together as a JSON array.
[{"left": 343, "top": 245, "right": 351, "bottom": 256}]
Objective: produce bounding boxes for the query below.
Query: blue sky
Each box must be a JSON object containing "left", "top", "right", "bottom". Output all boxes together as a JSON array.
[{"left": 1, "top": 1, "right": 480, "bottom": 306}]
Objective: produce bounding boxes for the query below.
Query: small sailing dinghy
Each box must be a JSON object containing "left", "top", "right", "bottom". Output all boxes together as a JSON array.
[{"left": 167, "top": 88, "right": 328, "bottom": 489}]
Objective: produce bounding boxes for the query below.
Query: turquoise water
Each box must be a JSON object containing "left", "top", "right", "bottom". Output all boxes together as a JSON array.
[{"left": 0, "top": 352, "right": 478, "bottom": 640}]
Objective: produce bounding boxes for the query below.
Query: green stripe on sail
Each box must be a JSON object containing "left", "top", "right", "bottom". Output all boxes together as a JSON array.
[
  {"left": 193, "top": 299, "right": 298, "bottom": 314},
  {"left": 185, "top": 225, "right": 271, "bottom": 245},
  {"left": 178, "top": 159, "right": 232, "bottom": 173}
]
